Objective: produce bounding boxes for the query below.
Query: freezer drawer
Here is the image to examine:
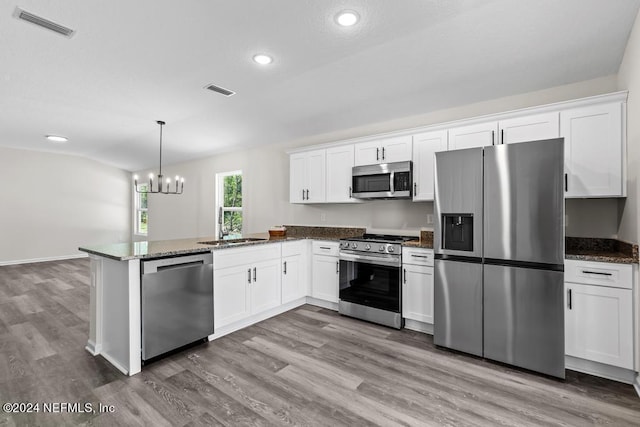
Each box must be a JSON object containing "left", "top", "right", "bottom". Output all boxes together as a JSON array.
[
  {"left": 141, "top": 253, "right": 214, "bottom": 361},
  {"left": 483, "top": 264, "right": 565, "bottom": 378},
  {"left": 434, "top": 258, "right": 483, "bottom": 356}
]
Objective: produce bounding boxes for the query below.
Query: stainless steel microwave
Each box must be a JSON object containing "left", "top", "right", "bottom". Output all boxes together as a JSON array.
[{"left": 351, "top": 161, "right": 413, "bottom": 199}]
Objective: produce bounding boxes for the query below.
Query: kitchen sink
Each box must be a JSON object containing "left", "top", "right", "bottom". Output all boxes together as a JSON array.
[{"left": 198, "top": 237, "right": 267, "bottom": 246}]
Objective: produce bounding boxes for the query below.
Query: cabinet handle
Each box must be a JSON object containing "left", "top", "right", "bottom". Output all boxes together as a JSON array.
[
  {"left": 283, "top": 261, "right": 287, "bottom": 275},
  {"left": 403, "top": 268, "right": 407, "bottom": 284},
  {"left": 413, "top": 183, "right": 417, "bottom": 197},
  {"left": 302, "top": 189, "right": 305, "bottom": 200},
  {"left": 491, "top": 130, "right": 495, "bottom": 146},
  {"left": 382, "top": 147, "right": 386, "bottom": 160},
  {"left": 248, "top": 268, "right": 252, "bottom": 284},
  {"left": 349, "top": 186, "right": 352, "bottom": 198},
  {"left": 501, "top": 129, "right": 504, "bottom": 144},
  {"left": 564, "top": 174, "right": 568, "bottom": 192},
  {"left": 567, "top": 289, "right": 572, "bottom": 310},
  {"left": 376, "top": 147, "right": 380, "bottom": 161},
  {"left": 319, "top": 246, "right": 331, "bottom": 250},
  {"left": 253, "top": 267, "right": 257, "bottom": 282},
  {"left": 336, "top": 261, "right": 339, "bottom": 274},
  {"left": 581, "top": 270, "right": 612, "bottom": 276},
  {"left": 306, "top": 189, "right": 309, "bottom": 200},
  {"left": 411, "top": 254, "right": 429, "bottom": 258}
]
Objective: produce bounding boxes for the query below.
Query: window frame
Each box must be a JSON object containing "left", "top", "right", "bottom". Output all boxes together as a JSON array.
[
  {"left": 134, "top": 182, "right": 149, "bottom": 236},
  {"left": 216, "top": 170, "right": 243, "bottom": 240}
]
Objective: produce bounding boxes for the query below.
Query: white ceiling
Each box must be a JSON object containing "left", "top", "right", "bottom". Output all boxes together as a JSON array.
[{"left": 1, "top": 0, "right": 639, "bottom": 171}]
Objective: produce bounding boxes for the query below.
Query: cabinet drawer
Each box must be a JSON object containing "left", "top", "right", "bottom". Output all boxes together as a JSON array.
[
  {"left": 312, "top": 241, "right": 339, "bottom": 256},
  {"left": 282, "top": 240, "right": 306, "bottom": 257},
  {"left": 402, "top": 247, "right": 434, "bottom": 266},
  {"left": 214, "top": 243, "right": 282, "bottom": 269},
  {"left": 565, "top": 260, "right": 632, "bottom": 289}
]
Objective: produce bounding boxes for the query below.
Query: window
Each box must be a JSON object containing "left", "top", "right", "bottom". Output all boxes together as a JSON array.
[
  {"left": 216, "top": 171, "right": 243, "bottom": 239},
  {"left": 135, "top": 183, "right": 148, "bottom": 235}
]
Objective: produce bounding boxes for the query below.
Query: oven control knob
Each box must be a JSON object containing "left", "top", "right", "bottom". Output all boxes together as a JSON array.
[
  {"left": 388, "top": 246, "right": 395, "bottom": 253},
  {"left": 365, "top": 244, "right": 371, "bottom": 250},
  {"left": 379, "top": 245, "right": 385, "bottom": 252},
  {"left": 351, "top": 243, "right": 358, "bottom": 249}
]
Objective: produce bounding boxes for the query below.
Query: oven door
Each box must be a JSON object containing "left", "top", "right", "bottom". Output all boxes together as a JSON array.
[{"left": 339, "top": 252, "right": 402, "bottom": 312}]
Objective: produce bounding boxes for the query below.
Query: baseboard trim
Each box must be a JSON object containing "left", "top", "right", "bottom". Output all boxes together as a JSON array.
[
  {"left": 404, "top": 319, "right": 434, "bottom": 335},
  {"left": 305, "top": 297, "right": 338, "bottom": 311},
  {"left": 85, "top": 340, "right": 102, "bottom": 356},
  {"left": 100, "top": 351, "right": 130, "bottom": 376},
  {"left": 0, "top": 253, "right": 88, "bottom": 266},
  {"left": 565, "top": 355, "right": 636, "bottom": 384},
  {"left": 634, "top": 374, "right": 640, "bottom": 397}
]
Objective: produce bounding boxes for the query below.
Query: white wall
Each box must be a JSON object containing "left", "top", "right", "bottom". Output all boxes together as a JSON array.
[
  {"left": 144, "top": 75, "right": 622, "bottom": 241},
  {"left": 0, "top": 147, "right": 131, "bottom": 264},
  {"left": 618, "top": 7, "right": 640, "bottom": 244}
]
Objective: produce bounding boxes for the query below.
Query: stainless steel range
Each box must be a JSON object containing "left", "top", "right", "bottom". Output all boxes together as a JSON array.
[{"left": 338, "top": 234, "right": 414, "bottom": 329}]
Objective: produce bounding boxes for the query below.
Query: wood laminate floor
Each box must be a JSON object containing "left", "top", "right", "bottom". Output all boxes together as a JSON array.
[{"left": 1, "top": 258, "right": 639, "bottom": 426}]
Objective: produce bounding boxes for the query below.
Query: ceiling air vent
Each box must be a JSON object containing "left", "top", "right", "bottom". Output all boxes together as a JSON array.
[
  {"left": 204, "top": 83, "right": 235, "bottom": 97},
  {"left": 13, "top": 7, "right": 75, "bottom": 38}
]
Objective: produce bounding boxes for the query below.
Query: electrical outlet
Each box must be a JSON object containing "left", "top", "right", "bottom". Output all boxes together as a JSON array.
[
  {"left": 320, "top": 213, "right": 326, "bottom": 222},
  {"left": 427, "top": 214, "right": 434, "bottom": 225}
]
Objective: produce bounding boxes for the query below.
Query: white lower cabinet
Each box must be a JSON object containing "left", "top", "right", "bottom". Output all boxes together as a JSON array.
[
  {"left": 402, "top": 248, "right": 434, "bottom": 325},
  {"left": 311, "top": 241, "right": 340, "bottom": 303},
  {"left": 281, "top": 241, "right": 309, "bottom": 304},
  {"left": 564, "top": 260, "right": 633, "bottom": 370},
  {"left": 214, "top": 244, "right": 282, "bottom": 329}
]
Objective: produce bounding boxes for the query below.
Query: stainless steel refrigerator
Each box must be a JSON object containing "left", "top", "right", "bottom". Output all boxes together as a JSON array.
[{"left": 433, "top": 138, "right": 565, "bottom": 378}]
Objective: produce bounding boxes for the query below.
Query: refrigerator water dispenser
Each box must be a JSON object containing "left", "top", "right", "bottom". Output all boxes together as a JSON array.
[{"left": 442, "top": 214, "right": 473, "bottom": 251}]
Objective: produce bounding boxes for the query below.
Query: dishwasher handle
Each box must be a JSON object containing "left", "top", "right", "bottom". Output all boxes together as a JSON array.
[{"left": 142, "top": 253, "right": 213, "bottom": 274}]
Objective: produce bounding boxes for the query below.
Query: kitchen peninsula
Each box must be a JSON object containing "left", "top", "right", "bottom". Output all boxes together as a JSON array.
[{"left": 79, "top": 226, "right": 366, "bottom": 375}]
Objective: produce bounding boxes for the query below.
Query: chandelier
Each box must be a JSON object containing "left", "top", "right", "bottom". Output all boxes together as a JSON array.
[{"left": 133, "top": 120, "right": 184, "bottom": 194}]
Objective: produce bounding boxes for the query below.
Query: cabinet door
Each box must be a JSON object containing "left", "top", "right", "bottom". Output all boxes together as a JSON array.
[
  {"left": 251, "top": 259, "right": 282, "bottom": 315},
  {"left": 448, "top": 122, "right": 498, "bottom": 150},
  {"left": 306, "top": 149, "right": 326, "bottom": 203},
  {"left": 289, "top": 153, "right": 307, "bottom": 203},
  {"left": 282, "top": 254, "right": 305, "bottom": 304},
  {"left": 561, "top": 103, "right": 623, "bottom": 197},
  {"left": 565, "top": 282, "right": 633, "bottom": 369},
  {"left": 380, "top": 135, "right": 412, "bottom": 163},
  {"left": 312, "top": 255, "right": 339, "bottom": 303},
  {"left": 402, "top": 264, "right": 434, "bottom": 324},
  {"left": 214, "top": 265, "right": 251, "bottom": 328},
  {"left": 354, "top": 140, "right": 382, "bottom": 166},
  {"left": 412, "top": 130, "right": 448, "bottom": 201},
  {"left": 326, "top": 145, "right": 356, "bottom": 203},
  {"left": 499, "top": 112, "right": 559, "bottom": 145}
]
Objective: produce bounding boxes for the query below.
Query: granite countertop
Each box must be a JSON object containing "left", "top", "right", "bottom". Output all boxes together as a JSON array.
[
  {"left": 565, "top": 237, "right": 638, "bottom": 264},
  {"left": 79, "top": 226, "right": 367, "bottom": 261},
  {"left": 79, "top": 227, "right": 638, "bottom": 264}
]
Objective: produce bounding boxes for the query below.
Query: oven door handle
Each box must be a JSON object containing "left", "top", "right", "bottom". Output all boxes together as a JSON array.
[{"left": 339, "top": 252, "right": 401, "bottom": 268}]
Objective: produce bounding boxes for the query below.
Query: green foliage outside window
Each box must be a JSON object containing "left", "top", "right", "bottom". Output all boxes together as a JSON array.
[{"left": 222, "top": 174, "right": 242, "bottom": 239}]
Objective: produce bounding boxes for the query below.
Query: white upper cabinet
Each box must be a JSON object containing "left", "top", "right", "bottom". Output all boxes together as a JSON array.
[
  {"left": 499, "top": 112, "right": 560, "bottom": 144},
  {"left": 326, "top": 145, "right": 358, "bottom": 203},
  {"left": 448, "top": 122, "right": 498, "bottom": 150},
  {"left": 561, "top": 102, "right": 624, "bottom": 198},
  {"left": 412, "top": 130, "right": 448, "bottom": 201},
  {"left": 354, "top": 135, "right": 412, "bottom": 166},
  {"left": 289, "top": 149, "right": 326, "bottom": 203}
]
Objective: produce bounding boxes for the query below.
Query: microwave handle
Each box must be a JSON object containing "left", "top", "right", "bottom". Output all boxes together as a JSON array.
[{"left": 390, "top": 171, "right": 395, "bottom": 194}]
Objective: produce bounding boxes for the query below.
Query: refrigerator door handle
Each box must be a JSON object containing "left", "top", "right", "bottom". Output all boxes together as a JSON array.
[
  {"left": 565, "top": 173, "right": 568, "bottom": 192},
  {"left": 567, "top": 288, "right": 572, "bottom": 310}
]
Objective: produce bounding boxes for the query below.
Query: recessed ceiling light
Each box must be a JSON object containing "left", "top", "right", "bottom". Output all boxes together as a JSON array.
[
  {"left": 46, "top": 135, "right": 68, "bottom": 143},
  {"left": 336, "top": 10, "right": 359, "bottom": 27},
  {"left": 253, "top": 54, "right": 273, "bottom": 65}
]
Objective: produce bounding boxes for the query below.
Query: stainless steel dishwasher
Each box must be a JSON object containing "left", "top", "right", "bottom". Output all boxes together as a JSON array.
[{"left": 141, "top": 252, "right": 214, "bottom": 361}]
